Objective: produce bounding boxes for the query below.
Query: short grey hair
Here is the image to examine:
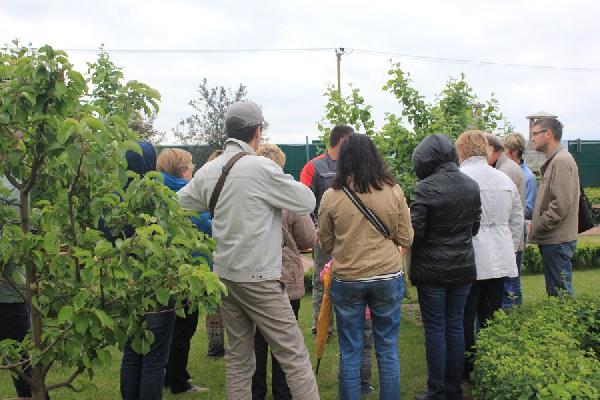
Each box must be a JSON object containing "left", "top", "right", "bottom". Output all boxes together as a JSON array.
[{"left": 533, "top": 118, "right": 563, "bottom": 141}]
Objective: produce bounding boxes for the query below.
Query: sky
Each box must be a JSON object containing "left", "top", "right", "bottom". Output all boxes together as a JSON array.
[{"left": 2, "top": 0, "right": 599, "bottom": 144}]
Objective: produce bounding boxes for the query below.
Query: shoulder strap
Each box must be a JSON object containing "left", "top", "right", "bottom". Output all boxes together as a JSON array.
[
  {"left": 341, "top": 186, "right": 400, "bottom": 246},
  {"left": 209, "top": 151, "right": 249, "bottom": 218}
]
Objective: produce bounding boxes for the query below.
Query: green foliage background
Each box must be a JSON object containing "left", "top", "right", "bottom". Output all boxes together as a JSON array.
[{"left": 318, "top": 62, "right": 513, "bottom": 199}]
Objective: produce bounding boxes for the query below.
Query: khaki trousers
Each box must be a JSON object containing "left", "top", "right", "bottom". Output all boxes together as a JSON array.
[{"left": 220, "top": 279, "right": 320, "bottom": 400}]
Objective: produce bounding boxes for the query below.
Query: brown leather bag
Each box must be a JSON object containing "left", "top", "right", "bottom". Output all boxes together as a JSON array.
[{"left": 208, "top": 151, "right": 249, "bottom": 217}]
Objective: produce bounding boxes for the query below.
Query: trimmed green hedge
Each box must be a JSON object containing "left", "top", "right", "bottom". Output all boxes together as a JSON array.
[
  {"left": 522, "top": 244, "right": 600, "bottom": 274},
  {"left": 474, "top": 296, "right": 600, "bottom": 399}
]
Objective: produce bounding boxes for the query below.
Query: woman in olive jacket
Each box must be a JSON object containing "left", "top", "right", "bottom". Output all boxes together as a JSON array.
[{"left": 410, "top": 134, "right": 481, "bottom": 400}]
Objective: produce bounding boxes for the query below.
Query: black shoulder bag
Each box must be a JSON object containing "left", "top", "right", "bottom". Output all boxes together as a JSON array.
[{"left": 578, "top": 182, "right": 596, "bottom": 234}]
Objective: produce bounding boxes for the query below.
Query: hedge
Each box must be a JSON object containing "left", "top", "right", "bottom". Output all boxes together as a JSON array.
[
  {"left": 474, "top": 296, "right": 600, "bottom": 399},
  {"left": 522, "top": 244, "right": 600, "bottom": 274}
]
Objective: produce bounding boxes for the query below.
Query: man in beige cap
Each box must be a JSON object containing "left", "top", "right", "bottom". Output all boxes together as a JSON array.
[{"left": 178, "top": 101, "right": 320, "bottom": 399}]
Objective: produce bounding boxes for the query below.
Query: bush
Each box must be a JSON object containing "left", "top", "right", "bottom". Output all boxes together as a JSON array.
[
  {"left": 474, "top": 296, "right": 600, "bottom": 399},
  {"left": 522, "top": 244, "right": 600, "bottom": 274}
]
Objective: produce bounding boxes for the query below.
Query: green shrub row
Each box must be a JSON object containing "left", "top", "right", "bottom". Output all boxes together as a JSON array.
[
  {"left": 474, "top": 296, "right": 600, "bottom": 400},
  {"left": 522, "top": 244, "right": 600, "bottom": 274}
]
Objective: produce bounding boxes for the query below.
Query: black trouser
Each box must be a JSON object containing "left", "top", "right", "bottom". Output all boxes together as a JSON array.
[
  {"left": 0, "top": 302, "right": 32, "bottom": 398},
  {"left": 463, "top": 278, "right": 504, "bottom": 376},
  {"left": 252, "top": 298, "right": 301, "bottom": 400},
  {"left": 165, "top": 304, "right": 200, "bottom": 393}
]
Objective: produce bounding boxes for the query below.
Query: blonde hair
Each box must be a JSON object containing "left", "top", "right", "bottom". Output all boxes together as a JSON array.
[
  {"left": 455, "top": 130, "right": 490, "bottom": 161},
  {"left": 256, "top": 143, "right": 286, "bottom": 168},
  {"left": 157, "top": 148, "right": 193, "bottom": 177},
  {"left": 207, "top": 149, "right": 224, "bottom": 162},
  {"left": 503, "top": 132, "right": 526, "bottom": 158}
]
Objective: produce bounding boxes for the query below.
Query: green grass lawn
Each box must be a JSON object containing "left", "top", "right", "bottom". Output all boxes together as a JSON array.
[{"left": 2, "top": 269, "right": 600, "bottom": 399}]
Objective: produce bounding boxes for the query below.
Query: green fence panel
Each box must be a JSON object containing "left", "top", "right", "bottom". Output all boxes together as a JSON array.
[
  {"left": 568, "top": 140, "right": 600, "bottom": 188},
  {"left": 278, "top": 143, "right": 322, "bottom": 180}
]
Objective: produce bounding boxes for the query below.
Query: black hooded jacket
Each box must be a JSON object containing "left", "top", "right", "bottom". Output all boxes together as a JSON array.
[{"left": 409, "top": 134, "right": 481, "bottom": 285}]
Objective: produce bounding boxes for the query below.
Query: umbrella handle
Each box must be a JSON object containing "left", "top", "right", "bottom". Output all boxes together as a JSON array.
[{"left": 315, "top": 358, "right": 321, "bottom": 375}]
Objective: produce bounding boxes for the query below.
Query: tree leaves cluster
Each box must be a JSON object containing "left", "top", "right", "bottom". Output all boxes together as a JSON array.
[
  {"left": 0, "top": 43, "right": 223, "bottom": 399},
  {"left": 318, "top": 62, "right": 513, "bottom": 199}
]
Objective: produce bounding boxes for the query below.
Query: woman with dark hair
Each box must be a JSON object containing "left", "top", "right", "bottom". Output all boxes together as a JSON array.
[{"left": 318, "top": 133, "right": 414, "bottom": 400}]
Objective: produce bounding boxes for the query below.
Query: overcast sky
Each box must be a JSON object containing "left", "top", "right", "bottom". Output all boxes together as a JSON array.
[{"left": 2, "top": 0, "right": 599, "bottom": 144}]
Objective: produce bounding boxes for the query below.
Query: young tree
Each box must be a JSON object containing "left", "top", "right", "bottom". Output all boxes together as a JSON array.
[
  {"left": 85, "top": 50, "right": 166, "bottom": 145},
  {"left": 173, "top": 78, "right": 247, "bottom": 150},
  {"left": 317, "top": 63, "right": 511, "bottom": 199},
  {"left": 375, "top": 63, "right": 511, "bottom": 198},
  {"left": 0, "top": 43, "right": 223, "bottom": 399},
  {"left": 317, "top": 83, "right": 376, "bottom": 146}
]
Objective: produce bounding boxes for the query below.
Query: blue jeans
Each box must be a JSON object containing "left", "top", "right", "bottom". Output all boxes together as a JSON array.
[
  {"left": 417, "top": 284, "right": 471, "bottom": 400},
  {"left": 331, "top": 275, "right": 405, "bottom": 400},
  {"left": 120, "top": 310, "right": 176, "bottom": 400},
  {"left": 502, "top": 251, "right": 523, "bottom": 309},
  {"left": 539, "top": 241, "right": 576, "bottom": 297}
]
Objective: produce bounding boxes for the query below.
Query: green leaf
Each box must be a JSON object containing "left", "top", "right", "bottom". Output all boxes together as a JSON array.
[
  {"left": 57, "top": 119, "right": 77, "bottom": 144},
  {"left": 74, "top": 314, "right": 89, "bottom": 334},
  {"left": 156, "top": 288, "right": 169, "bottom": 306},
  {"left": 93, "top": 309, "right": 115, "bottom": 329},
  {"left": 94, "top": 240, "right": 113, "bottom": 257},
  {"left": 96, "top": 348, "right": 112, "bottom": 367},
  {"left": 65, "top": 143, "right": 82, "bottom": 170},
  {"left": 120, "top": 140, "right": 142, "bottom": 155},
  {"left": 84, "top": 116, "right": 105, "bottom": 131},
  {"left": 21, "top": 92, "right": 36, "bottom": 106},
  {"left": 58, "top": 305, "right": 74, "bottom": 323},
  {"left": 0, "top": 112, "right": 10, "bottom": 124}
]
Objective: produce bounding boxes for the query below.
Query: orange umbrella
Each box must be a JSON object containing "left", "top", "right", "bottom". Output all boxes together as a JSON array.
[{"left": 315, "top": 265, "right": 333, "bottom": 374}]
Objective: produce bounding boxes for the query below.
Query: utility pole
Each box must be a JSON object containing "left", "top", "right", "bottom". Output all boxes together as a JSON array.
[{"left": 335, "top": 48, "right": 345, "bottom": 95}]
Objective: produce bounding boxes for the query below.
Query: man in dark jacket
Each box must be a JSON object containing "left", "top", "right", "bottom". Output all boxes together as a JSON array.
[{"left": 410, "top": 134, "right": 481, "bottom": 400}]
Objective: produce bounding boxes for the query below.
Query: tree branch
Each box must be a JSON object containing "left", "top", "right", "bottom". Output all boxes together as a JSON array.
[
  {"left": 67, "top": 151, "right": 85, "bottom": 282},
  {"left": 46, "top": 366, "right": 84, "bottom": 392},
  {"left": 3, "top": 171, "right": 22, "bottom": 190}
]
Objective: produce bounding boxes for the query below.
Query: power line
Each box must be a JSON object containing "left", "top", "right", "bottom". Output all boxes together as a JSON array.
[
  {"left": 57, "top": 46, "right": 600, "bottom": 72},
  {"left": 352, "top": 49, "right": 599, "bottom": 72},
  {"left": 61, "top": 47, "right": 335, "bottom": 54}
]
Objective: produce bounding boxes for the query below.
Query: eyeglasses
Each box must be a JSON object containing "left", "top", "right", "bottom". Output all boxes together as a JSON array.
[
  {"left": 188, "top": 163, "right": 196, "bottom": 169},
  {"left": 531, "top": 129, "right": 548, "bottom": 136}
]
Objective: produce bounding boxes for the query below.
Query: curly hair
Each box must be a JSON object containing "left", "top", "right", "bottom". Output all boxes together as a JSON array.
[
  {"left": 156, "top": 148, "right": 193, "bottom": 177},
  {"left": 455, "top": 130, "right": 490, "bottom": 162},
  {"left": 256, "top": 143, "right": 286, "bottom": 168}
]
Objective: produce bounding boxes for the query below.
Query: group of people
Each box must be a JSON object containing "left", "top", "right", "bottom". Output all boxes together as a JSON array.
[{"left": 0, "top": 98, "right": 582, "bottom": 400}]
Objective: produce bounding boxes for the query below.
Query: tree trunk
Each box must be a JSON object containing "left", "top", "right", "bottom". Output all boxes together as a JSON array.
[
  {"left": 21, "top": 191, "right": 46, "bottom": 400},
  {"left": 30, "top": 366, "right": 47, "bottom": 400}
]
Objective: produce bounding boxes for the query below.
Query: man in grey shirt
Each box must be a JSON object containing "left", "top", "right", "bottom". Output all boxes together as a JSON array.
[{"left": 178, "top": 101, "right": 319, "bottom": 400}]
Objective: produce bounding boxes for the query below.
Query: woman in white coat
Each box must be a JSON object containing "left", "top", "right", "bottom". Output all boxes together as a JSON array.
[{"left": 455, "top": 130, "right": 524, "bottom": 379}]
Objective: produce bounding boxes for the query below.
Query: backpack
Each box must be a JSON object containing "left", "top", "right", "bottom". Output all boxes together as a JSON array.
[{"left": 578, "top": 183, "right": 596, "bottom": 233}]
